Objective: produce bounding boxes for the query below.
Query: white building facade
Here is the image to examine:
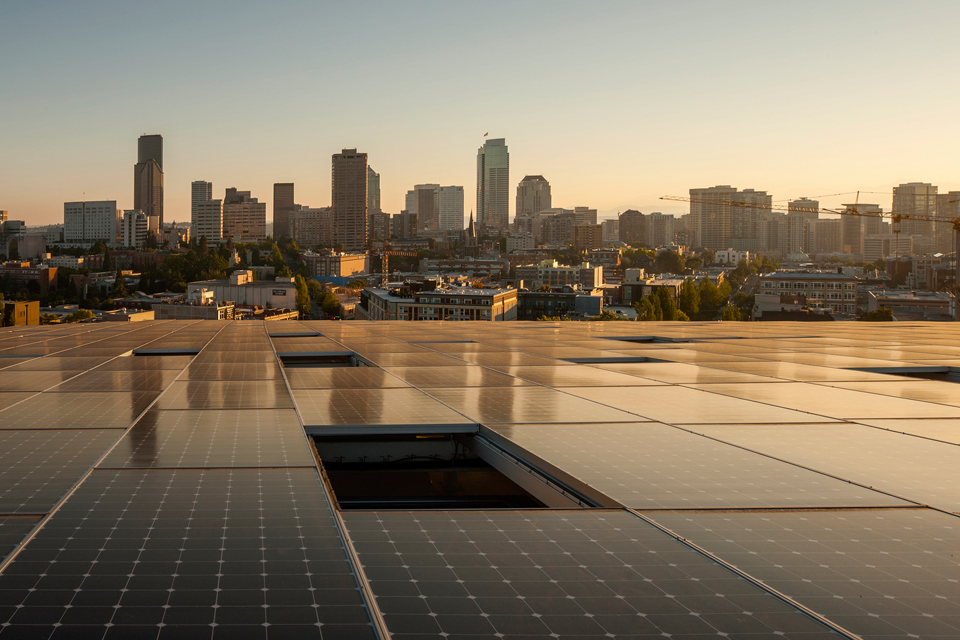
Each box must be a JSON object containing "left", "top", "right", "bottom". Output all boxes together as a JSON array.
[{"left": 63, "top": 201, "right": 121, "bottom": 245}]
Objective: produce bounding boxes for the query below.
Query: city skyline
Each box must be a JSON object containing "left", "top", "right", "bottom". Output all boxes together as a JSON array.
[{"left": 3, "top": 2, "right": 960, "bottom": 225}]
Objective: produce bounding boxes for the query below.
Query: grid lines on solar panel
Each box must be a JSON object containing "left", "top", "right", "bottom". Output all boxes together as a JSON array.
[
  {"left": 343, "top": 509, "right": 837, "bottom": 639},
  {"left": 0, "top": 392, "right": 159, "bottom": 430},
  {"left": 0, "top": 468, "right": 375, "bottom": 640},
  {"left": 684, "top": 382, "right": 960, "bottom": 420},
  {"left": 487, "top": 365, "right": 669, "bottom": 387},
  {"left": 563, "top": 385, "right": 840, "bottom": 424},
  {"left": 483, "top": 423, "right": 912, "bottom": 510},
  {"left": 180, "top": 362, "right": 283, "bottom": 381},
  {"left": 0, "top": 516, "right": 42, "bottom": 564},
  {"left": 294, "top": 388, "right": 475, "bottom": 431},
  {"left": 284, "top": 368, "right": 411, "bottom": 390},
  {"left": 98, "top": 410, "right": 315, "bottom": 469},
  {"left": 0, "top": 371, "right": 85, "bottom": 392},
  {"left": 49, "top": 370, "right": 181, "bottom": 393},
  {"left": 153, "top": 381, "right": 293, "bottom": 410},
  {"left": 385, "top": 366, "right": 534, "bottom": 388},
  {"left": 423, "top": 387, "right": 648, "bottom": 424},
  {"left": 685, "top": 423, "right": 960, "bottom": 513},
  {"left": 0, "top": 430, "right": 122, "bottom": 514},
  {"left": 3, "top": 357, "right": 112, "bottom": 371},
  {"left": 96, "top": 356, "right": 194, "bottom": 371},
  {"left": 647, "top": 508, "right": 960, "bottom": 639}
]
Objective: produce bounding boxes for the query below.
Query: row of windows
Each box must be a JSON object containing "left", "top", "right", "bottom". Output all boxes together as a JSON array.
[{"left": 763, "top": 281, "right": 854, "bottom": 290}]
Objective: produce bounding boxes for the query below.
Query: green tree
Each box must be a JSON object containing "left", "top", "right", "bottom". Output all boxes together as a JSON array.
[
  {"left": 860, "top": 308, "right": 894, "bottom": 321},
  {"left": 654, "top": 250, "right": 685, "bottom": 274},
  {"left": 111, "top": 269, "right": 129, "bottom": 298},
  {"left": 721, "top": 305, "right": 742, "bottom": 321},
  {"left": 39, "top": 313, "right": 57, "bottom": 325},
  {"left": 733, "top": 292, "right": 755, "bottom": 320},
  {"left": 276, "top": 264, "right": 293, "bottom": 278},
  {"left": 198, "top": 236, "right": 209, "bottom": 256},
  {"left": 294, "top": 275, "right": 311, "bottom": 318},
  {"left": 684, "top": 255, "right": 703, "bottom": 271},
  {"left": 65, "top": 309, "right": 95, "bottom": 323},
  {"left": 316, "top": 290, "right": 340, "bottom": 317},
  {"left": 635, "top": 295, "right": 662, "bottom": 321},
  {"left": 678, "top": 278, "right": 699, "bottom": 318},
  {"left": 102, "top": 246, "right": 112, "bottom": 271},
  {"left": 654, "top": 287, "right": 678, "bottom": 321}
]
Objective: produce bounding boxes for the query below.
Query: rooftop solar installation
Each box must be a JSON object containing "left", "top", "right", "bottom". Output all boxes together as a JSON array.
[{"left": 2, "top": 319, "right": 960, "bottom": 639}]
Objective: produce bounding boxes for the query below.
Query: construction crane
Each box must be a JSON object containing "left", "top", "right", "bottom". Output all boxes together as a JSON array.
[
  {"left": 370, "top": 249, "right": 418, "bottom": 282},
  {"left": 661, "top": 192, "right": 960, "bottom": 319}
]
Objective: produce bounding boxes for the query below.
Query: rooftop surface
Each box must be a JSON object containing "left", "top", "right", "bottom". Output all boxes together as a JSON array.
[{"left": 0, "top": 320, "right": 959, "bottom": 639}]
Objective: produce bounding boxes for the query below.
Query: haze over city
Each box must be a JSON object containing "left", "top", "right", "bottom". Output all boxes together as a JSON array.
[{"left": 4, "top": 0, "right": 960, "bottom": 224}]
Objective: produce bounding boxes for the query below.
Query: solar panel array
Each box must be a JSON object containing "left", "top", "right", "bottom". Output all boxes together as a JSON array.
[{"left": 1, "top": 319, "right": 959, "bottom": 639}]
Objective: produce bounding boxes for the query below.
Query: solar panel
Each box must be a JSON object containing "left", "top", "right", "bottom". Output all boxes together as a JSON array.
[
  {"left": 0, "top": 468, "right": 375, "bottom": 638},
  {"left": 153, "top": 381, "right": 293, "bottom": 410},
  {"left": 0, "top": 392, "right": 159, "bottom": 430},
  {"left": 0, "top": 429, "right": 121, "bottom": 513},
  {"left": 99, "top": 410, "right": 315, "bottom": 469},
  {"left": 343, "top": 509, "right": 837, "bottom": 638},
  {"left": 647, "top": 508, "right": 960, "bottom": 640},
  {"left": 484, "top": 423, "right": 910, "bottom": 509}
]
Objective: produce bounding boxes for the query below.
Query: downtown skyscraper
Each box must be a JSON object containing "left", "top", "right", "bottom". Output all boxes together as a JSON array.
[
  {"left": 332, "top": 149, "right": 368, "bottom": 250},
  {"left": 134, "top": 134, "right": 163, "bottom": 226},
  {"left": 476, "top": 138, "right": 509, "bottom": 231},
  {"left": 273, "top": 183, "right": 295, "bottom": 239}
]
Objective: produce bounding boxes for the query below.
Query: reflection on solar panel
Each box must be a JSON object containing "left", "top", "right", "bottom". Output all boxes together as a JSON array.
[
  {"left": 99, "top": 410, "right": 315, "bottom": 469},
  {"left": 648, "top": 508, "right": 960, "bottom": 639},
  {"left": 0, "top": 429, "right": 121, "bottom": 513},
  {"left": 2, "top": 319, "right": 960, "bottom": 639},
  {"left": 344, "top": 510, "right": 836, "bottom": 638},
  {"left": 0, "top": 468, "right": 374, "bottom": 638},
  {"left": 484, "top": 423, "right": 910, "bottom": 509}
]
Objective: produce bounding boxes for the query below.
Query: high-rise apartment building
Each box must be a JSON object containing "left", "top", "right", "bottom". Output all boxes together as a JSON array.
[
  {"left": 936, "top": 192, "right": 960, "bottom": 253},
  {"left": 222, "top": 188, "right": 267, "bottom": 242},
  {"left": 134, "top": 134, "right": 164, "bottom": 227},
  {"left": 64, "top": 201, "right": 121, "bottom": 245},
  {"left": 516, "top": 175, "right": 551, "bottom": 218},
  {"left": 273, "top": 183, "right": 295, "bottom": 239},
  {"left": 332, "top": 149, "right": 368, "bottom": 250},
  {"left": 406, "top": 185, "right": 440, "bottom": 231},
  {"left": 892, "top": 182, "right": 937, "bottom": 240},
  {"left": 476, "top": 138, "right": 509, "bottom": 231},
  {"left": 194, "top": 200, "right": 223, "bottom": 244},
  {"left": 788, "top": 198, "right": 820, "bottom": 221},
  {"left": 619, "top": 210, "right": 645, "bottom": 245},
  {"left": 368, "top": 211, "right": 391, "bottom": 243},
  {"left": 121, "top": 210, "right": 159, "bottom": 249},
  {"left": 290, "top": 206, "right": 334, "bottom": 248},
  {"left": 840, "top": 203, "right": 883, "bottom": 258},
  {"left": 438, "top": 186, "right": 465, "bottom": 231},
  {"left": 729, "top": 189, "right": 772, "bottom": 251},
  {"left": 191, "top": 181, "right": 213, "bottom": 231},
  {"left": 690, "top": 185, "right": 737, "bottom": 250},
  {"left": 367, "top": 167, "right": 381, "bottom": 213}
]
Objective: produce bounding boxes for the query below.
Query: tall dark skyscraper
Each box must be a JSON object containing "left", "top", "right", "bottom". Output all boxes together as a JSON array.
[
  {"left": 332, "top": 149, "right": 368, "bottom": 251},
  {"left": 273, "top": 183, "right": 295, "bottom": 239},
  {"left": 134, "top": 134, "right": 164, "bottom": 226}
]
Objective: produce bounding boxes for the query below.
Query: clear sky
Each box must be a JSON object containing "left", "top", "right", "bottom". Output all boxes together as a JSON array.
[{"left": 3, "top": 0, "right": 960, "bottom": 226}]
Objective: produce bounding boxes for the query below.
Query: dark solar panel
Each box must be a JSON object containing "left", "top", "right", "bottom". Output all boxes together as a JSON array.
[
  {"left": 385, "top": 366, "right": 533, "bottom": 388},
  {"left": 153, "top": 381, "right": 293, "bottom": 410},
  {"left": 294, "top": 388, "right": 475, "bottom": 431},
  {"left": 180, "top": 362, "right": 284, "bottom": 381},
  {"left": 0, "top": 468, "right": 375, "bottom": 639},
  {"left": 0, "top": 429, "right": 121, "bottom": 513},
  {"left": 284, "top": 368, "right": 411, "bottom": 390},
  {"left": 49, "top": 370, "right": 180, "bottom": 393},
  {"left": 0, "top": 392, "right": 159, "bottom": 430},
  {"left": 0, "top": 371, "right": 84, "bottom": 392},
  {"left": 484, "top": 423, "right": 912, "bottom": 509},
  {"left": 0, "top": 516, "right": 42, "bottom": 563},
  {"left": 344, "top": 509, "right": 836, "bottom": 639},
  {"left": 98, "top": 410, "right": 315, "bottom": 469},
  {"left": 424, "top": 387, "right": 641, "bottom": 424},
  {"left": 647, "top": 508, "right": 960, "bottom": 640}
]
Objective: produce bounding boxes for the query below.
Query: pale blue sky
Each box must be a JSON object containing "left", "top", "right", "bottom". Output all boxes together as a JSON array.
[{"left": 2, "top": 1, "right": 959, "bottom": 225}]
